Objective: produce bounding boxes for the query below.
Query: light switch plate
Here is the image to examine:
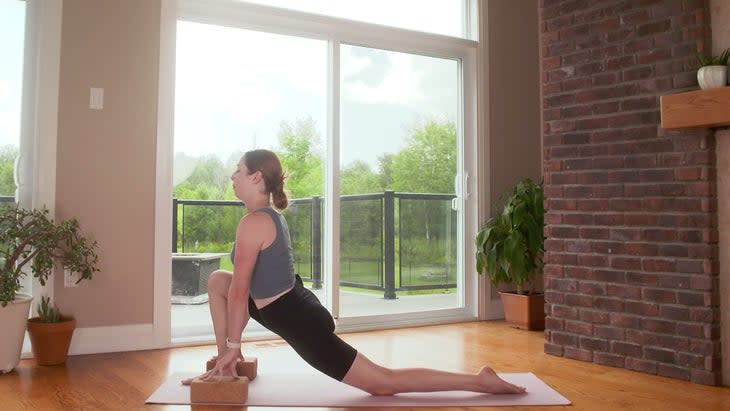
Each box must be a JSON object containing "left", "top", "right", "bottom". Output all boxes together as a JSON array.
[{"left": 90, "top": 87, "right": 104, "bottom": 110}]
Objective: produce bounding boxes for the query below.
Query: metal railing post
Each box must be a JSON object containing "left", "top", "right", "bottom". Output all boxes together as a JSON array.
[
  {"left": 383, "top": 191, "right": 396, "bottom": 299},
  {"left": 311, "top": 196, "right": 322, "bottom": 289},
  {"left": 172, "top": 198, "right": 178, "bottom": 253}
]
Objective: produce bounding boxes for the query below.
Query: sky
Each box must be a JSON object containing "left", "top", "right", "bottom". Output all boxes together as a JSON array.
[
  {"left": 0, "top": 1, "right": 25, "bottom": 152},
  {"left": 174, "top": 21, "right": 459, "bottom": 174},
  {"left": 1, "top": 1, "right": 463, "bottom": 179}
]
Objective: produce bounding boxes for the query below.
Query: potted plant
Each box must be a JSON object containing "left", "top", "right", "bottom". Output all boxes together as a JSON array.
[
  {"left": 475, "top": 178, "right": 545, "bottom": 330},
  {"left": 27, "top": 296, "right": 77, "bottom": 365},
  {"left": 695, "top": 48, "right": 729, "bottom": 90},
  {"left": 0, "top": 206, "right": 99, "bottom": 373}
]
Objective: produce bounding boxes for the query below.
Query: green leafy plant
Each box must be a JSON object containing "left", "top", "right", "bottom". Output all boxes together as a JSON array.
[
  {"left": 0, "top": 206, "right": 99, "bottom": 306},
  {"left": 696, "top": 48, "right": 730, "bottom": 67},
  {"left": 475, "top": 178, "right": 544, "bottom": 295},
  {"left": 37, "top": 295, "right": 61, "bottom": 323}
]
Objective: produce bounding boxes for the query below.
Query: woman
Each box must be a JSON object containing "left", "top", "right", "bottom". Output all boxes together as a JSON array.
[{"left": 185, "top": 149, "right": 525, "bottom": 396}]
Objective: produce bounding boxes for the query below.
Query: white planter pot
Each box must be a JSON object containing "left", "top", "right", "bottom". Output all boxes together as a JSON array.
[
  {"left": 0, "top": 294, "right": 32, "bottom": 373},
  {"left": 697, "top": 65, "right": 728, "bottom": 90}
]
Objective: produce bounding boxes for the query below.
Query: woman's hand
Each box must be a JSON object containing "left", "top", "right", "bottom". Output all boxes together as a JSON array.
[
  {"left": 181, "top": 348, "right": 244, "bottom": 385},
  {"left": 209, "top": 347, "right": 244, "bottom": 377}
]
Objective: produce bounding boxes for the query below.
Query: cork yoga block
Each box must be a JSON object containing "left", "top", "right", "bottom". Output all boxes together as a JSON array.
[
  {"left": 190, "top": 376, "right": 249, "bottom": 404},
  {"left": 206, "top": 357, "right": 258, "bottom": 380}
]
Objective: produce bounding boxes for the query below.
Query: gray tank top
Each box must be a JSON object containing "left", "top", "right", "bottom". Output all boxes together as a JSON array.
[{"left": 230, "top": 208, "right": 296, "bottom": 299}]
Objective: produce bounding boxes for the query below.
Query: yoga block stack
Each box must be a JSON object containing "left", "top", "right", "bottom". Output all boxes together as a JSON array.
[
  {"left": 206, "top": 357, "right": 258, "bottom": 380},
  {"left": 190, "top": 376, "right": 248, "bottom": 404}
]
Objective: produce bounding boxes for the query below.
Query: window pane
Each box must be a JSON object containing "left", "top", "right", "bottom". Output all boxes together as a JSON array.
[
  {"left": 0, "top": 2, "right": 25, "bottom": 200},
  {"left": 172, "top": 21, "right": 326, "bottom": 339},
  {"left": 339, "top": 44, "right": 460, "bottom": 317},
  {"left": 240, "top": 0, "right": 466, "bottom": 38}
]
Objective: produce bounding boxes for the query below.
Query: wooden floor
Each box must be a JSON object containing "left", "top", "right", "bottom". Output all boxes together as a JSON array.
[{"left": 1, "top": 321, "right": 728, "bottom": 410}]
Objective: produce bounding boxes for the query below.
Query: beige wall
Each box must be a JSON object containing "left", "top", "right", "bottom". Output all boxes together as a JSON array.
[
  {"left": 486, "top": 1, "right": 541, "bottom": 209},
  {"left": 484, "top": 1, "right": 541, "bottom": 297},
  {"left": 711, "top": 0, "right": 730, "bottom": 54},
  {"left": 54, "top": 0, "right": 161, "bottom": 326}
]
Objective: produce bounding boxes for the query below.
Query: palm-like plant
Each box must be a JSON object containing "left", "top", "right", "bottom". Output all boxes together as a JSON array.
[
  {"left": 475, "top": 179, "right": 544, "bottom": 295},
  {"left": 696, "top": 48, "right": 730, "bottom": 67}
]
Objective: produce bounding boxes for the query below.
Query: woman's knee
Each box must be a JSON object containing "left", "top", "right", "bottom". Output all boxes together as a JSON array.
[{"left": 208, "top": 270, "right": 232, "bottom": 295}]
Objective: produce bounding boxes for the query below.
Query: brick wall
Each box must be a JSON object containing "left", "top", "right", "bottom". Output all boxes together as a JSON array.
[{"left": 540, "top": 0, "right": 722, "bottom": 385}]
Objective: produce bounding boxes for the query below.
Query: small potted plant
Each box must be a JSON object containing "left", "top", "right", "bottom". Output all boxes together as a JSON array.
[
  {"left": 695, "top": 48, "right": 729, "bottom": 90},
  {"left": 475, "top": 178, "right": 545, "bottom": 330},
  {"left": 26, "top": 296, "right": 77, "bottom": 365},
  {"left": 0, "top": 206, "right": 99, "bottom": 373}
]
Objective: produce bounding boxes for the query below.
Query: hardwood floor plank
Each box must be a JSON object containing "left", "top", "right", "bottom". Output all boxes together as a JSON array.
[{"left": 0, "top": 321, "right": 728, "bottom": 410}]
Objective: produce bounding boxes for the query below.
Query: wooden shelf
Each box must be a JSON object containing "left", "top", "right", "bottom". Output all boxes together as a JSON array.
[{"left": 660, "top": 86, "right": 730, "bottom": 129}]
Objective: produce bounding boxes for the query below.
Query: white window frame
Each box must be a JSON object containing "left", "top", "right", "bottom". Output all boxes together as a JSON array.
[{"left": 156, "top": 0, "right": 482, "bottom": 344}]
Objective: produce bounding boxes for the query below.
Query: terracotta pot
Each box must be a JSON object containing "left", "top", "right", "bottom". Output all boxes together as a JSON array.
[
  {"left": 498, "top": 292, "right": 545, "bottom": 331},
  {"left": 26, "top": 316, "right": 76, "bottom": 365}
]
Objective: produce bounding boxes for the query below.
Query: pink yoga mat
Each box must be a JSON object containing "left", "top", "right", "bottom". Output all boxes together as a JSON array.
[{"left": 146, "top": 371, "right": 571, "bottom": 407}]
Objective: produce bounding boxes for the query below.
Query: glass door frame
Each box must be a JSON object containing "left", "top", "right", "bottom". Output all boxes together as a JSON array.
[{"left": 157, "top": 0, "right": 482, "bottom": 343}]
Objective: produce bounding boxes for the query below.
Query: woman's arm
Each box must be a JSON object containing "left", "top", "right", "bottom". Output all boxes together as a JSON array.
[{"left": 215, "top": 213, "right": 270, "bottom": 373}]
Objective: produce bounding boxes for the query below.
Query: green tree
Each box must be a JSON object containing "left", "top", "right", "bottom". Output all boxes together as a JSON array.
[
  {"left": 0, "top": 145, "right": 18, "bottom": 197},
  {"left": 390, "top": 120, "right": 457, "bottom": 257},
  {"left": 340, "top": 160, "right": 381, "bottom": 195},
  {"left": 276, "top": 117, "right": 324, "bottom": 199},
  {"left": 377, "top": 153, "right": 394, "bottom": 190},
  {"left": 391, "top": 120, "right": 456, "bottom": 194},
  {"left": 173, "top": 154, "right": 242, "bottom": 252},
  {"left": 173, "top": 154, "right": 229, "bottom": 200}
]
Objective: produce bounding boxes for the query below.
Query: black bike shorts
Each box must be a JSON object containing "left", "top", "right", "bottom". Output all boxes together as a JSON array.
[{"left": 247, "top": 275, "right": 358, "bottom": 381}]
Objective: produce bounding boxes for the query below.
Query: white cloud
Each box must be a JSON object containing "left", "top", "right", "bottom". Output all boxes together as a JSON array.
[{"left": 342, "top": 52, "right": 422, "bottom": 105}]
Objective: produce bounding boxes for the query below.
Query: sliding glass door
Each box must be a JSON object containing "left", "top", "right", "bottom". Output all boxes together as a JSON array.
[
  {"left": 337, "top": 45, "right": 462, "bottom": 318},
  {"left": 169, "top": 0, "right": 477, "bottom": 341},
  {"left": 171, "top": 20, "right": 326, "bottom": 339}
]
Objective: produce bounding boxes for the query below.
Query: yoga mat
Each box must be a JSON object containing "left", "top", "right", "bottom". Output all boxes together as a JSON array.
[{"left": 146, "top": 371, "right": 571, "bottom": 407}]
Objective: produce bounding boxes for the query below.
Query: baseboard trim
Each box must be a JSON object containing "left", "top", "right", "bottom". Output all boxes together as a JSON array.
[{"left": 67, "top": 324, "right": 166, "bottom": 355}]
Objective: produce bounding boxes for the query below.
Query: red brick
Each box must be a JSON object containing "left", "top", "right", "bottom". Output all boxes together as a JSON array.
[
  {"left": 607, "top": 283, "right": 641, "bottom": 299},
  {"left": 564, "top": 347, "right": 593, "bottom": 361},
  {"left": 609, "top": 313, "right": 640, "bottom": 329},
  {"left": 625, "top": 301, "right": 659, "bottom": 316},
  {"left": 611, "top": 341, "right": 642, "bottom": 357},
  {"left": 642, "top": 288, "right": 677, "bottom": 304},
  {"left": 657, "top": 364, "right": 689, "bottom": 381},
  {"left": 594, "top": 352, "right": 625, "bottom": 368},
  {"left": 642, "top": 258, "right": 676, "bottom": 272},
  {"left": 626, "top": 357, "right": 657, "bottom": 374},
  {"left": 565, "top": 320, "right": 593, "bottom": 336},
  {"left": 544, "top": 342, "right": 564, "bottom": 356},
  {"left": 579, "top": 309, "right": 609, "bottom": 324},
  {"left": 565, "top": 293, "right": 594, "bottom": 307},
  {"left": 579, "top": 337, "right": 607, "bottom": 351},
  {"left": 641, "top": 318, "right": 676, "bottom": 334}
]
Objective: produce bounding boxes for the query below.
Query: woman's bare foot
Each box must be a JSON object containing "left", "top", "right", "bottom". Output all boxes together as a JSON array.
[{"left": 477, "top": 366, "right": 526, "bottom": 394}]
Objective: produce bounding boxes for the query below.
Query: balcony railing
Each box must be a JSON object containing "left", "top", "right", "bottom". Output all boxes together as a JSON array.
[{"left": 173, "top": 191, "right": 458, "bottom": 299}]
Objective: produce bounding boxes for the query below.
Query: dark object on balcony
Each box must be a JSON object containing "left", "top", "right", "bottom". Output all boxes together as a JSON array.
[{"left": 171, "top": 253, "right": 227, "bottom": 304}]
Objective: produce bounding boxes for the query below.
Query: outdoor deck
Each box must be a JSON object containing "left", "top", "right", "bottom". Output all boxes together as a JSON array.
[{"left": 171, "top": 287, "right": 458, "bottom": 342}]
